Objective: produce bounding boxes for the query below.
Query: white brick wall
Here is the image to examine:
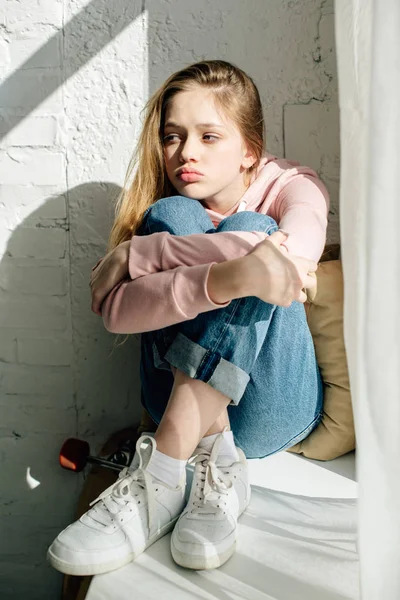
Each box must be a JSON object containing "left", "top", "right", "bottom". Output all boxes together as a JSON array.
[{"left": 0, "top": 1, "right": 339, "bottom": 597}]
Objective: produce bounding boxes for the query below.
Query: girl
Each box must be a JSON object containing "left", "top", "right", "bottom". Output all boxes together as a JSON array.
[{"left": 48, "top": 60, "right": 328, "bottom": 575}]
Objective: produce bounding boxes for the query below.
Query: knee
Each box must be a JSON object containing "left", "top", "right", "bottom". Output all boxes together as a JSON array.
[
  {"left": 144, "top": 195, "right": 209, "bottom": 235},
  {"left": 217, "top": 211, "right": 278, "bottom": 234}
]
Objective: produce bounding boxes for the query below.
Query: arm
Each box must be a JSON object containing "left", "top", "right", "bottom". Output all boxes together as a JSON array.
[
  {"left": 101, "top": 262, "right": 233, "bottom": 334},
  {"left": 101, "top": 231, "right": 269, "bottom": 333},
  {"left": 102, "top": 230, "right": 268, "bottom": 334},
  {"left": 101, "top": 230, "right": 315, "bottom": 334},
  {"left": 99, "top": 231, "right": 267, "bottom": 333},
  {"left": 102, "top": 229, "right": 274, "bottom": 334},
  {"left": 127, "top": 230, "right": 269, "bottom": 279},
  {"left": 272, "top": 174, "right": 330, "bottom": 262}
]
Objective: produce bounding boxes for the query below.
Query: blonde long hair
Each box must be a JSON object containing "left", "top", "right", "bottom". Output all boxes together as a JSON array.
[
  {"left": 107, "top": 59, "right": 265, "bottom": 251},
  {"left": 108, "top": 59, "right": 266, "bottom": 347}
]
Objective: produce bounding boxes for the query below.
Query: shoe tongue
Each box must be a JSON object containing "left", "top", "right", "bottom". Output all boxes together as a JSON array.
[
  {"left": 216, "top": 454, "right": 236, "bottom": 468},
  {"left": 130, "top": 438, "right": 153, "bottom": 471},
  {"left": 141, "top": 443, "right": 154, "bottom": 469}
]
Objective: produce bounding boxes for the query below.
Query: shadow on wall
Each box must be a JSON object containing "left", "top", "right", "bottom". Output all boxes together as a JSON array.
[
  {"left": 0, "top": 2, "right": 146, "bottom": 596},
  {"left": 0, "top": 183, "right": 142, "bottom": 597}
]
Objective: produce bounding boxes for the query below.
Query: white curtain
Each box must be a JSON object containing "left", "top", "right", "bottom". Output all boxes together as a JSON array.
[{"left": 335, "top": 1, "right": 400, "bottom": 598}]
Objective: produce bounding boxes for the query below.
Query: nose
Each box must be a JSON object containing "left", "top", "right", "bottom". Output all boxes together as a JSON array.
[{"left": 179, "top": 135, "right": 200, "bottom": 164}]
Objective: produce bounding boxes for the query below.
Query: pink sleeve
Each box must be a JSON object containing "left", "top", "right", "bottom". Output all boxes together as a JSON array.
[
  {"left": 101, "top": 230, "right": 268, "bottom": 334},
  {"left": 273, "top": 174, "right": 330, "bottom": 262},
  {"left": 101, "top": 263, "right": 230, "bottom": 334},
  {"left": 128, "top": 230, "right": 268, "bottom": 279}
]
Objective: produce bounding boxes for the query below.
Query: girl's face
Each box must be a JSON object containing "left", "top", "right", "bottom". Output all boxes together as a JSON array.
[{"left": 162, "top": 88, "right": 256, "bottom": 214}]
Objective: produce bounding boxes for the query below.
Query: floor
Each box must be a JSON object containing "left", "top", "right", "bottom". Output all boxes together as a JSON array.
[{"left": 86, "top": 451, "right": 358, "bottom": 600}]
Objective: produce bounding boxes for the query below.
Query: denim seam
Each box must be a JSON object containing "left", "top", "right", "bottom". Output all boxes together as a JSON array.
[
  {"left": 195, "top": 297, "right": 243, "bottom": 378},
  {"left": 273, "top": 410, "right": 324, "bottom": 455},
  {"left": 243, "top": 410, "right": 323, "bottom": 460},
  {"left": 164, "top": 332, "right": 249, "bottom": 405}
]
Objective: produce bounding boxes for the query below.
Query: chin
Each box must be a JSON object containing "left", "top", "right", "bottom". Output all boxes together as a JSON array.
[{"left": 179, "top": 189, "right": 205, "bottom": 200}]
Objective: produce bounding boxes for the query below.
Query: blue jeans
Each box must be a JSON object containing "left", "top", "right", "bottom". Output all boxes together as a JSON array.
[{"left": 138, "top": 196, "right": 323, "bottom": 459}]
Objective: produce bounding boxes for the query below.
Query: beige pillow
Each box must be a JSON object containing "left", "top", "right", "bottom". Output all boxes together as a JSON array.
[{"left": 288, "top": 244, "right": 356, "bottom": 460}]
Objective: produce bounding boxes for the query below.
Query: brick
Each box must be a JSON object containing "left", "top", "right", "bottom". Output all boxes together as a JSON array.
[
  {"left": 0, "top": 70, "right": 63, "bottom": 112},
  {"left": 0, "top": 295, "right": 69, "bottom": 329},
  {"left": 6, "top": 226, "right": 67, "bottom": 259},
  {"left": 0, "top": 185, "right": 67, "bottom": 219},
  {"left": 3, "top": 0, "right": 63, "bottom": 31},
  {"left": 1, "top": 364, "right": 72, "bottom": 395},
  {"left": 1, "top": 404, "right": 76, "bottom": 433},
  {"left": 0, "top": 149, "right": 65, "bottom": 185},
  {"left": 0, "top": 261, "right": 67, "bottom": 295},
  {"left": 11, "top": 327, "right": 70, "bottom": 340},
  {"left": 0, "top": 115, "right": 59, "bottom": 147},
  {"left": 17, "top": 338, "right": 72, "bottom": 366},
  {"left": 22, "top": 195, "right": 67, "bottom": 221},
  {"left": 8, "top": 37, "right": 62, "bottom": 70},
  {"left": 1, "top": 392, "right": 74, "bottom": 409}
]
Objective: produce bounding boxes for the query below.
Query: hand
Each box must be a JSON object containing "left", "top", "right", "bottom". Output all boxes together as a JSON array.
[
  {"left": 89, "top": 241, "right": 130, "bottom": 316},
  {"left": 244, "top": 231, "right": 318, "bottom": 307}
]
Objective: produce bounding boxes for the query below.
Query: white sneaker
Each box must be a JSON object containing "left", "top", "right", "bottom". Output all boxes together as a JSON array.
[
  {"left": 47, "top": 435, "right": 186, "bottom": 576},
  {"left": 171, "top": 431, "right": 251, "bottom": 570}
]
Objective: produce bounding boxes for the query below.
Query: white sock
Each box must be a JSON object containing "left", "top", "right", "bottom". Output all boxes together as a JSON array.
[
  {"left": 198, "top": 429, "right": 240, "bottom": 466},
  {"left": 146, "top": 448, "right": 187, "bottom": 488}
]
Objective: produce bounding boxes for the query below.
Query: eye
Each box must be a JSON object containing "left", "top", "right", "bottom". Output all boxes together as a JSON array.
[
  {"left": 163, "top": 134, "right": 179, "bottom": 143},
  {"left": 162, "top": 134, "right": 219, "bottom": 144}
]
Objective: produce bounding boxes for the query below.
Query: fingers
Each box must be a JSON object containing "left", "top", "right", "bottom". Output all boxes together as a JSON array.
[
  {"left": 91, "top": 294, "right": 101, "bottom": 316},
  {"left": 91, "top": 258, "right": 103, "bottom": 272},
  {"left": 267, "top": 230, "right": 289, "bottom": 248},
  {"left": 296, "top": 257, "right": 318, "bottom": 273},
  {"left": 297, "top": 290, "right": 307, "bottom": 303},
  {"left": 91, "top": 298, "right": 103, "bottom": 316},
  {"left": 303, "top": 272, "right": 317, "bottom": 289},
  {"left": 91, "top": 305, "right": 102, "bottom": 317},
  {"left": 308, "top": 261, "right": 318, "bottom": 273}
]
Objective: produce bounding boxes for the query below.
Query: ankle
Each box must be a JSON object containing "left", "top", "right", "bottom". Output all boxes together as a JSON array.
[
  {"left": 198, "top": 429, "right": 239, "bottom": 464},
  {"left": 203, "top": 409, "right": 230, "bottom": 437},
  {"left": 146, "top": 447, "right": 187, "bottom": 488},
  {"left": 154, "top": 430, "right": 196, "bottom": 461}
]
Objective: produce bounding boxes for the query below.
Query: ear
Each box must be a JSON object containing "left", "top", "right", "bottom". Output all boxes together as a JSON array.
[{"left": 241, "top": 144, "right": 257, "bottom": 170}]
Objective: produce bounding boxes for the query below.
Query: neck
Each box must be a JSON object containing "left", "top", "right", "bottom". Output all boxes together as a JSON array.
[{"left": 202, "top": 175, "right": 250, "bottom": 214}]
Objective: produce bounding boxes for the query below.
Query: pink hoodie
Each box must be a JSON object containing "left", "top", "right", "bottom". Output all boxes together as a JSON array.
[{"left": 100, "top": 152, "right": 330, "bottom": 334}]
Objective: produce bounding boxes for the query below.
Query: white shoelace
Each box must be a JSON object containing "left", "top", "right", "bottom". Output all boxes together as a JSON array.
[
  {"left": 189, "top": 431, "right": 234, "bottom": 516},
  {"left": 88, "top": 436, "right": 160, "bottom": 537}
]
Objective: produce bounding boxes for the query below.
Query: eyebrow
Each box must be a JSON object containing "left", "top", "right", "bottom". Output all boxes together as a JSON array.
[{"left": 164, "top": 121, "right": 226, "bottom": 130}]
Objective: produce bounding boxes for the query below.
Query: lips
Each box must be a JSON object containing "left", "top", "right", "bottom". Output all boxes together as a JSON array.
[
  {"left": 178, "top": 172, "right": 204, "bottom": 183},
  {"left": 177, "top": 166, "right": 203, "bottom": 175}
]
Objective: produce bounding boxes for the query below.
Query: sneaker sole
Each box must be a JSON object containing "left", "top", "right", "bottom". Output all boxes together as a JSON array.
[
  {"left": 170, "top": 488, "right": 251, "bottom": 571},
  {"left": 47, "top": 517, "right": 179, "bottom": 576},
  {"left": 171, "top": 537, "right": 236, "bottom": 570}
]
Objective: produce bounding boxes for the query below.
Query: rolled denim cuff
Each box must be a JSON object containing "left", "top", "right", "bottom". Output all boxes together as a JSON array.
[{"left": 162, "top": 332, "right": 250, "bottom": 406}]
